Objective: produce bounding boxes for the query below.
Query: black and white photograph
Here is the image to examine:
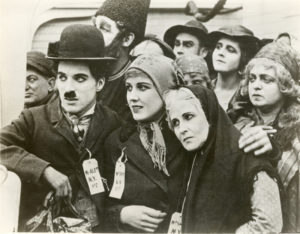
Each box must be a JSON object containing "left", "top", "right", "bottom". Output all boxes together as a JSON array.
[{"left": 0, "top": 0, "right": 299, "bottom": 232}]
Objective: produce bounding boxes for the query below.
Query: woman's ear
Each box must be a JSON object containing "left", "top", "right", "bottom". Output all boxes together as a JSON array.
[
  {"left": 47, "top": 77, "right": 56, "bottom": 92},
  {"left": 199, "top": 47, "right": 208, "bottom": 58},
  {"left": 122, "top": 32, "right": 135, "bottom": 48}
]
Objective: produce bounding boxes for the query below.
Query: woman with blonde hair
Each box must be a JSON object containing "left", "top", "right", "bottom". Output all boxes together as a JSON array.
[
  {"left": 103, "top": 54, "right": 187, "bottom": 233},
  {"left": 234, "top": 40, "right": 300, "bottom": 232}
]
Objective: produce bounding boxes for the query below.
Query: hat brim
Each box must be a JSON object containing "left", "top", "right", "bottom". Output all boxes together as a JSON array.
[
  {"left": 208, "top": 31, "right": 260, "bottom": 48},
  {"left": 46, "top": 56, "right": 116, "bottom": 61},
  {"left": 164, "top": 25, "right": 208, "bottom": 48}
]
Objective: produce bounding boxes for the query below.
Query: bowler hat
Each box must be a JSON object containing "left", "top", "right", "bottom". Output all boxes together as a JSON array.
[
  {"left": 47, "top": 24, "right": 115, "bottom": 61},
  {"left": 163, "top": 20, "right": 208, "bottom": 48},
  {"left": 209, "top": 25, "right": 260, "bottom": 47}
]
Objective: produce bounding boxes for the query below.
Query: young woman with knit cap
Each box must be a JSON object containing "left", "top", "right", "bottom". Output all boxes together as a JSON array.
[
  {"left": 164, "top": 85, "right": 283, "bottom": 233},
  {"left": 209, "top": 25, "right": 260, "bottom": 111},
  {"left": 234, "top": 39, "right": 300, "bottom": 232},
  {"left": 103, "top": 54, "right": 187, "bottom": 232}
]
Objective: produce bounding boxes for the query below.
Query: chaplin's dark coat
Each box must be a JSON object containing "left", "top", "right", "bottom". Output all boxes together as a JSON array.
[
  {"left": 0, "top": 98, "right": 122, "bottom": 231},
  {"left": 103, "top": 123, "right": 188, "bottom": 233}
]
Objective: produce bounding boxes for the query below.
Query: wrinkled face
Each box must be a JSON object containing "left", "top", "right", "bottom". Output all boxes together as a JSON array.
[
  {"left": 174, "top": 33, "right": 201, "bottom": 58},
  {"left": 183, "top": 72, "right": 208, "bottom": 87},
  {"left": 25, "top": 68, "right": 53, "bottom": 106},
  {"left": 248, "top": 62, "right": 283, "bottom": 111},
  {"left": 168, "top": 97, "right": 209, "bottom": 151},
  {"left": 126, "top": 70, "right": 164, "bottom": 122},
  {"left": 212, "top": 37, "right": 242, "bottom": 73},
  {"left": 56, "top": 61, "right": 104, "bottom": 117},
  {"left": 93, "top": 15, "right": 120, "bottom": 47},
  {"left": 132, "top": 40, "right": 164, "bottom": 57}
]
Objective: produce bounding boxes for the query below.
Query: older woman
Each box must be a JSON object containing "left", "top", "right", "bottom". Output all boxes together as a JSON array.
[
  {"left": 103, "top": 54, "right": 187, "bottom": 233},
  {"left": 234, "top": 40, "right": 300, "bottom": 232},
  {"left": 209, "top": 25, "right": 260, "bottom": 111},
  {"left": 164, "top": 85, "right": 283, "bottom": 233}
]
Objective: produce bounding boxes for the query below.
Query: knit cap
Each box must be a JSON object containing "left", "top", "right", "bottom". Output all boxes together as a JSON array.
[
  {"left": 127, "top": 54, "right": 184, "bottom": 97},
  {"left": 176, "top": 54, "right": 209, "bottom": 76},
  {"left": 253, "top": 40, "right": 299, "bottom": 83}
]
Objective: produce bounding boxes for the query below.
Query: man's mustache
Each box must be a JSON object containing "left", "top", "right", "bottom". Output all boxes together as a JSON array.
[{"left": 64, "top": 91, "right": 77, "bottom": 99}]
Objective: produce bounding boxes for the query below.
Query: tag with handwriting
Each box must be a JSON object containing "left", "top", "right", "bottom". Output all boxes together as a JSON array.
[
  {"left": 109, "top": 149, "right": 127, "bottom": 199},
  {"left": 82, "top": 158, "right": 105, "bottom": 195}
]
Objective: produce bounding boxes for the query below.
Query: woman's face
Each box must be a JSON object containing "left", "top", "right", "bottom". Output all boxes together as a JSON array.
[
  {"left": 126, "top": 70, "right": 164, "bottom": 122},
  {"left": 248, "top": 62, "right": 284, "bottom": 112},
  {"left": 212, "top": 37, "right": 242, "bottom": 73},
  {"left": 168, "top": 98, "right": 209, "bottom": 151},
  {"left": 183, "top": 72, "right": 208, "bottom": 87}
]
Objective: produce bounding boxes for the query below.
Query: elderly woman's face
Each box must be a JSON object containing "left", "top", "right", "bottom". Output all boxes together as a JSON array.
[
  {"left": 212, "top": 37, "right": 242, "bottom": 73},
  {"left": 248, "top": 62, "right": 283, "bottom": 111},
  {"left": 126, "top": 70, "right": 164, "bottom": 122},
  {"left": 168, "top": 98, "right": 209, "bottom": 151}
]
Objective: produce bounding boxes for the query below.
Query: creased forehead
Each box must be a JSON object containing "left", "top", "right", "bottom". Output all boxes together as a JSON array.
[{"left": 164, "top": 88, "right": 202, "bottom": 114}]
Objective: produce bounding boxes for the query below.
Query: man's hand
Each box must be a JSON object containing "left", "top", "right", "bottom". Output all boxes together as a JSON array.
[
  {"left": 239, "top": 125, "right": 277, "bottom": 156},
  {"left": 120, "top": 205, "right": 167, "bottom": 232},
  {"left": 42, "top": 166, "right": 72, "bottom": 200}
]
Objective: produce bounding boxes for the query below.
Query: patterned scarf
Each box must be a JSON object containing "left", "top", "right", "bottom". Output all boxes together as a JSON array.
[
  {"left": 63, "top": 105, "right": 95, "bottom": 143},
  {"left": 138, "top": 120, "right": 169, "bottom": 176}
]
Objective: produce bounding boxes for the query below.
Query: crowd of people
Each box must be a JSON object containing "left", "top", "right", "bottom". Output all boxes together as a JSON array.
[{"left": 0, "top": 0, "right": 299, "bottom": 233}]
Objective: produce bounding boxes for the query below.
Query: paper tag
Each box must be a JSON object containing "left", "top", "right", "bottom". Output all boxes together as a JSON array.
[
  {"left": 109, "top": 150, "right": 127, "bottom": 199},
  {"left": 82, "top": 158, "right": 105, "bottom": 195},
  {"left": 167, "top": 212, "right": 182, "bottom": 234}
]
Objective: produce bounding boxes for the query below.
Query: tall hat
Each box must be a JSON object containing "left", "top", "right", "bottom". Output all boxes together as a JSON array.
[
  {"left": 27, "top": 51, "right": 56, "bottom": 77},
  {"left": 95, "top": 0, "right": 150, "bottom": 43},
  {"left": 47, "top": 24, "right": 115, "bottom": 61},
  {"left": 163, "top": 20, "right": 208, "bottom": 48}
]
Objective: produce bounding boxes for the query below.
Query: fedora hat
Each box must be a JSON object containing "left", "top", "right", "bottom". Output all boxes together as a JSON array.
[
  {"left": 209, "top": 25, "right": 260, "bottom": 47},
  {"left": 47, "top": 24, "right": 116, "bottom": 61},
  {"left": 163, "top": 20, "right": 208, "bottom": 48}
]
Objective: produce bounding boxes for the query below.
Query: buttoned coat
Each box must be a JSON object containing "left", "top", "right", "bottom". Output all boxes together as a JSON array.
[
  {"left": 0, "top": 98, "right": 122, "bottom": 230},
  {"left": 103, "top": 122, "right": 189, "bottom": 233}
]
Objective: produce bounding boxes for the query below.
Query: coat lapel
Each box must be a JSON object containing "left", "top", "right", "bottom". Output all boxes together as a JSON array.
[
  {"left": 48, "top": 98, "right": 79, "bottom": 149},
  {"left": 122, "top": 132, "right": 168, "bottom": 193},
  {"left": 84, "top": 103, "right": 105, "bottom": 151}
]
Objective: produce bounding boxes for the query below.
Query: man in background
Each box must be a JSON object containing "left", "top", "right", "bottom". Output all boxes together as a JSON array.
[
  {"left": 164, "top": 20, "right": 209, "bottom": 58},
  {"left": 24, "top": 51, "right": 57, "bottom": 108},
  {"left": 92, "top": 0, "right": 150, "bottom": 121}
]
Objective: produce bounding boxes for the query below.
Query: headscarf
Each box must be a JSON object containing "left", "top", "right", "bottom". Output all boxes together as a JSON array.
[
  {"left": 126, "top": 54, "right": 184, "bottom": 176},
  {"left": 165, "top": 85, "right": 279, "bottom": 232}
]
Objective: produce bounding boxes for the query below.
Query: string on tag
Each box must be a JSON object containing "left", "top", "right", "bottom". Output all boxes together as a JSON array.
[{"left": 109, "top": 147, "right": 127, "bottom": 199}]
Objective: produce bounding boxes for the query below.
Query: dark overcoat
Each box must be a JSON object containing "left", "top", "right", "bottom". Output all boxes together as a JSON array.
[
  {"left": 0, "top": 98, "right": 121, "bottom": 230},
  {"left": 103, "top": 123, "right": 189, "bottom": 233}
]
